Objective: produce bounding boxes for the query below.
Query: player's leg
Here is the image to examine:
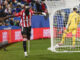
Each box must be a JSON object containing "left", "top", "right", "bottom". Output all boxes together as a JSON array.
[
  {"left": 27, "top": 26, "right": 31, "bottom": 40},
  {"left": 23, "top": 35, "right": 28, "bottom": 57},
  {"left": 58, "top": 29, "right": 68, "bottom": 45},
  {"left": 27, "top": 26, "right": 31, "bottom": 53},
  {"left": 72, "top": 30, "right": 76, "bottom": 47},
  {"left": 21, "top": 27, "right": 28, "bottom": 57}
]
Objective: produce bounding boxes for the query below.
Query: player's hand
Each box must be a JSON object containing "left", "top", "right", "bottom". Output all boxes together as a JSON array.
[{"left": 42, "top": 12, "right": 46, "bottom": 16}]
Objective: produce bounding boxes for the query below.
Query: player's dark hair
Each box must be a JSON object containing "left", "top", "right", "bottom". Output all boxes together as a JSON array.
[
  {"left": 25, "top": 8, "right": 29, "bottom": 16},
  {"left": 24, "top": 3, "right": 30, "bottom": 16},
  {"left": 73, "top": 8, "right": 77, "bottom": 11}
]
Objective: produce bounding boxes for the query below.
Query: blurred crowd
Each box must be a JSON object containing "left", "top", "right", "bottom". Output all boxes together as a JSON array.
[{"left": 0, "top": 0, "right": 47, "bottom": 26}]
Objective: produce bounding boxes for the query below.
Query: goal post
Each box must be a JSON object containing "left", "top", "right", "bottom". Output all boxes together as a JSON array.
[{"left": 45, "top": 0, "right": 80, "bottom": 52}]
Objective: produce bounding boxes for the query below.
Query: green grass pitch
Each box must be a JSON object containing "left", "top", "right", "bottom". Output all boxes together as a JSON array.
[{"left": 0, "top": 39, "right": 80, "bottom": 60}]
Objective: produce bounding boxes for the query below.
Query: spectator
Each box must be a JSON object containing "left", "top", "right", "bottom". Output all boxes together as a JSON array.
[
  {"left": 5, "top": 19, "right": 9, "bottom": 26},
  {"left": 29, "top": 1, "right": 37, "bottom": 11},
  {"left": 14, "top": 20, "right": 17, "bottom": 26},
  {"left": 0, "top": 4, "right": 5, "bottom": 26},
  {"left": 23, "top": 0, "right": 31, "bottom": 3},
  {"left": 16, "top": 5, "right": 21, "bottom": 13},
  {"left": 0, "top": 4, "right": 5, "bottom": 13},
  {"left": 17, "top": 0, "right": 22, "bottom": 2},
  {"left": 35, "top": 1, "right": 42, "bottom": 12},
  {"left": 9, "top": 18, "right": 14, "bottom": 26},
  {"left": 0, "top": 22, "right": 3, "bottom": 26},
  {"left": 15, "top": 20, "right": 20, "bottom": 26},
  {"left": 41, "top": 0, "right": 47, "bottom": 12},
  {"left": 5, "top": 4, "right": 12, "bottom": 14}
]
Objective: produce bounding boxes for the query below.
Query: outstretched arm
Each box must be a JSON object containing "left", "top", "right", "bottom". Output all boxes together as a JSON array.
[
  {"left": 34, "top": 11, "right": 48, "bottom": 16},
  {"left": 0, "top": 15, "right": 15, "bottom": 21},
  {"left": 34, "top": 12, "right": 42, "bottom": 15},
  {"left": 3, "top": 15, "right": 15, "bottom": 20},
  {"left": 2, "top": 11, "right": 22, "bottom": 21}
]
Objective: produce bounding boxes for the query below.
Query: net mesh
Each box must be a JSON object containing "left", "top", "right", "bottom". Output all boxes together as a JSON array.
[
  {"left": 54, "top": 8, "right": 80, "bottom": 52},
  {"left": 45, "top": 0, "right": 65, "bottom": 9},
  {"left": 46, "top": 0, "right": 80, "bottom": 52}
]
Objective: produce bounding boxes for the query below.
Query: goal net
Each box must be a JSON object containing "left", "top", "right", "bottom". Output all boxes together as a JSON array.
[{"left": 45, "top": 0, "right": 80, "bottom": 52}]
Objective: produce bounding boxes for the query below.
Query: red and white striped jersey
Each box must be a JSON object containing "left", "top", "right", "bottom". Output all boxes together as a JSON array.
[{"left": 15, "top": 9, "right": 34, "bottom": 27}]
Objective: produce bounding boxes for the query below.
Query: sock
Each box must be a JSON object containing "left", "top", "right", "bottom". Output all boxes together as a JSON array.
[
  {"left": 61, "top": 33, "right": 66, "bottom": 44},
  {"left": 23, "top": 41, "right": 27, "bottom": 52},
  {"left": 72, "top": 35, "right": 76, "bottom": 47}
]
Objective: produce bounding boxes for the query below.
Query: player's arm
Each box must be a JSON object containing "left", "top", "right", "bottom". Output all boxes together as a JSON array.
[
  {"left": 0, "top": 12, "right": 16, "bottom": 21},
  {"left": 34, "top": 11, "right": 48, "bottom": 16},
  {"left": 14, "top": 11, "right": 22, "bottom": 17},
  {"left": 0, "top": 16, "right": 11, "bottom": 21},
  {"left": 5, "top": 11, "right": 23, "bottom": 19},
  {"left": 30, "top": 8, "right": 48, "bottom": 16},
  {"left": 3, "top": 13, "right": 17, "bottom": 20},
  {"left": 33, "top": 11, "right": 45, "bottom": 14}
]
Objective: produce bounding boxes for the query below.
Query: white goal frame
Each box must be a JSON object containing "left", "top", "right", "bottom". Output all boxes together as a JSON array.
[{"left": 45, "top": 0, "right": 80, "bottom": 52}]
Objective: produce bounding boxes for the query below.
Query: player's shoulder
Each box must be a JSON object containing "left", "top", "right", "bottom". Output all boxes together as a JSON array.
[
  {"left": 19, "top": 10, "right": 25, "bottom": 14},
  {"left": 69, "top": 13, "right": 73, "bottom": 16},
  {"left": 29, "top": 9, "right": 33, "bottom": 12},
  {"left": 21, "top": 9, "right": 25, "bottom": 12},
  {"left": 70, "top": 12, "right": 78, "bottom": 16},
  {"left": 75, "top": 12, "right": 79, "bottom": 17},
  {"left": 29, "top": 9, "right": 34, "bottom": 14}
]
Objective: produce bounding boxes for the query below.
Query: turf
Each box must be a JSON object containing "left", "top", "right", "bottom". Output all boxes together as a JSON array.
[{"left": 0, "top": 39, "right": 80, "bottom": 60}]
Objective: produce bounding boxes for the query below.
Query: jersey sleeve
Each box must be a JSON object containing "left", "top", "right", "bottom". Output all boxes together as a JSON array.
[
  {"left": 30, "top": 9, "right": 34, "bottom": 16},
  {"left": 15, "top": 11, "right": 23, "bottom": 17}
]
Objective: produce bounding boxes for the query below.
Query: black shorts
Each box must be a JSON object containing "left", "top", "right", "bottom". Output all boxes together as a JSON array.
[{"left": 21, "top": 26, "right": 31, "bottom": 40}]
